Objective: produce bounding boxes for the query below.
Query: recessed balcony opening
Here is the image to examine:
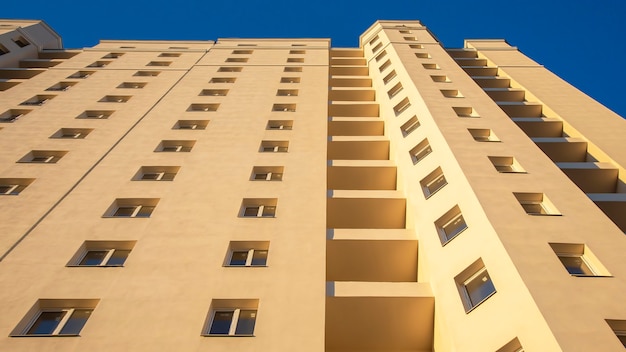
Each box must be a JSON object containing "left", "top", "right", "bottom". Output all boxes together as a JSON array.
[
  {"left": 497, "top": 102, "right": 543, "bottom": 118},
  {"left": 328, "top": 140, "right": 389, "bottom": 160},
  {"left": 533, "top": 138, "right": 589, "bottom": 162},
  {"left": 328, "top": 120, "right": 384, "bottom": 136},
  {"left": 512, "top": 118, "right": 564, "bottom": 138},
  {"left": 330, "top": 66, "right": 369, "bottom": 76},
  {"left": 329, "top": 77, "right": 372, "bottom": 87},
  {"left": 327, "top": 166, "right": 396, "bottom": 190},
  {"left": 328, "top": 103, "right": 379, "bottom": 117},
  {"left": 462, "top": 66, "right": 499, "bottom": 77},
  {"left": 327, "top": 197, "right": 406, "bottom": 229},
  {"left": 558, "top": 163, "right": 619, "bottom": 193},
  {"left": 326, "top": 240, "right": 417, "bottom": 281},
  {"left": 329, "top": 90, "right": 376, "bottom": 102}
]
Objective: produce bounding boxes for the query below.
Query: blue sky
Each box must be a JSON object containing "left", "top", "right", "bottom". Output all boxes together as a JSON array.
[{"left": 4, "top": 0, "right": 626, "bottom": 117}]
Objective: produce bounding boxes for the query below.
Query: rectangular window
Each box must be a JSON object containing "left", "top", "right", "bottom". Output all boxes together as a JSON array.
[
  {"left": 276, "top": 89, "right": 298, "bottom": 96},
  {"left": 289, "top": 50, "right": 305, "bottom": 54},
  {"left": 87, "top": 60, "right": 111, "bottom": 68},
  {"left": 102, "top": 52, "right": 123, "bottom": 58},
  {"left": 188, "top": 103, "right": 219, "bottom": 112},
  {"left": 441, "top": 89, "right": 463, "bottom": 98},
  {"left": 488, "top": 156, "right": 525, "bottom": 173},
  {"left": 46, "top": 82, "right": 77, "bottom": 91},
  {"left": 226, "top": 241, "right": 269, "bottom": 267},
  {"left": 415, "top": 52, "right": 431, "bottom": 59},
  {"left": 284, "top": 67, "right": 302, "bottom": 72},
  {"left": 67, "top": 240, "right": 136, "bottom": 267},
  {"left": 409, "top": 44, "right": 424, "bottom": 49},
  {"left": 225, "top": 58, "right": 248, "bottom": 63},
  {"left": 12, "top": 36, "right": 30, "bottom": 48},
  {"left": 513, "top": 193, "right": 560, "bottom": 216},
  {"left": 51, "top": 128, "right": 93, "bottom": 139},
  {"left": 378, "top": 59, "right": 391, "bottom": 72},
  {"left": 20, "top": 150, "right": 68, "bottom": 164},
  {"left": 251, "top": 166, "right": 284, "bottom": 181},
  {"left": 157, "top": 140, "right": 196, "bottom": 152},
  {"left": 272, "top": 104, "right": 296, "bottom": 112},
  {"left": 409, "top": 139, "right": 432, "bottom": 164},
  {"left": 159, "top": 52, "right": 181, "bottom": 57},
  {"left": 549, "top": 243, "right": 610, "bottom": 277},
  {"left": 0, "top": 109, "right": 31, "bottom": 122},
  {"left": 496, "top": 338, "right": 524, "bottom": 352},
  {"left": 232, "top": 50, "right": 253, "bottom": 54},
  {"left": 387, "top": 82, "right": 403, "bottom": 98},
  {"left": 286, "top": 58, "right": 304, "bottom": 63},
  {"left": 20, "top": 95, "right": 56, "bottom": 106},
  {"left": 200, "top": 89, "right": 228, "bottom": 96},
  {"left": 400, "top": 116, "right": 420, "bottom": 137},
  {"left": 468, "top": 128, "right": 500, "bottom": 142},
  {"left": 68, "top": 71, "right": 95, "bottom": 79},
  {"left": 267, "top": 120, "right": 293, "bottom": 130},
  {"left": 375, "top": 51, "right": 387, "bottom": 62},
  {"left": 106, "top": 198, "right": 159, "bottom": 218},
  {"left": 606, "top": 320, "right": 626, "bottom": 348},
  {"left": 383, "top": 70, "right": 397, "bottom": 84},
  {"left": 218, "top": 67, "right": 243, "bottom": 72},
  {"left": 420, "top": 167, "right": 447, "bottom": 198},
  {"left": 134, "top": 71, "right": 160, "bottom": 76},
  {"left": 455, "top": 259, "right": 496, "bottom": 313},
  {"left": 11, "top": 299, "right": 99, "bottom": 337},
  {"left": 0, "top": 43, "right": 9, "bottom": 55},
  {"left": 136, "top": 166, "right": 180, "bottom": 181},
  {"left": 117, "top": 82, "right": 146, "bottom": 89},
  {"left": 147, "top": 61, "right": 172, "bottom": 66},
  {"left": 280, "top": 77, "right": 300, "bottom": 83},
  {"left": 431, "top": 75, "right": 451, "bottom": 83},
  {"left": 100, "top": 95, "right": 131, "bottom": 103},
  {"left": 371, "top": 42, "right": 383, "bottom": 53},
  {"left": 422, "top": 63, "right": 440, "bottom": 70},
  {"left": 393, "top": 97, "right": 411, "bottom": 115},
  {"left": 209, "top": 77, "right": 236, "bottom": 83},
  {"left": 78, "top": 110, "right": 114, "bottom": 119},
  {"left": 260, "top": 141, "right": 288, "bottom": 153},
  {"left": 203, "top": 299, "right": 259, "bottom": 336},
  {"left": 175, "top": 120, "right": 209, "bottom": 130},
  {"left": 0, "top": 178, "right": 35, "bottom": 195},
  {"left": 452, "top": 106, "right": 480, "bottom": 118},
  {"left": 241, "top": 198, "right": 278, "bottom": 218},
  {"left": 435, "top": 205, "right": 467, "bottom": 244}
]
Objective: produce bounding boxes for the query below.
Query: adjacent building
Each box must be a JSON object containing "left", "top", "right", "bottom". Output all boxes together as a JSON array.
[{"left": 0, "top": 18, "right": 624, "bottom": 351}]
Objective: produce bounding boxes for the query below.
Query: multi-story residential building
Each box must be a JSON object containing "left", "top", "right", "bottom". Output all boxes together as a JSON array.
[{"left": 0, "top": 18, "right": 624, "bottom": 352}]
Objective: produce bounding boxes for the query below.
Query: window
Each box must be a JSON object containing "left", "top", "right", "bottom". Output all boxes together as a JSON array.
[
  {"left": 383, "top": 70, "right": 397, "bottom": 84},
  {"left": 409, "top": 138, "right": 432, "bottom": 164},
  {"left": 87, "top": 60, "right": 111, "bottom": 68},
  {"left": 51, "top": 128, "right": 93, "bottom": 139},
  {"left": 0, "top": 43, "right": 9, "bottom": 55},
  {"left": 375, "top": 51, "right": 387, "bottom": 62},
  {"left": 0, "top": 178, "right": 35, "bottom": 195},
  {"left": 267, "top": 120, "right": 293, "bottom": 130},
  {"left": 147, "top": 61, "right": 172, "bottom": 66},
  {"left": 280, "top": 77, "right": 300, "bottom": 83},
  {"left": 68, "top": 71, "right": 95, "bottom": 79},
  {"left": 549, "top": 243, "right": 610, "bottom": 277},
  {"left": 20, "top": 95, "right": 56, "bottom": 106},
  {"left": 415, "top": 52, "right": 431, "bottom": 59},
  {"left": 291, "top": 44, "right": 306, "bottom": 46},
  {"left": 455, "top": 259, "right": 496, "bottom": 312},
  {"left": 175, "top": 120, "right": 209, "bottom": 130},
  {"left": 134, "top": 71, "right": 160, "bottom": 77},
  {"left": 420, "top": 167, "right": 447, "bottom": 198},
  {"left": 435, "top": 205, "right": 467, "bottom": 244},
  {"left": 393, "top": 98, "right": 411, "bottom": 115},
  {"left": 488, "top": 156, "right": 525, "bottom": 173},
  {"left": 225, "top": 241, "right": 269, "bottom": 267},
  {"left": 102, "top": 52, "right": 124, "bottom": 59},
  {"left": 0, "top": 109, "right": 31, "bottom": 122},
  {"left": 237, "top": 44, "right": 257, "bottom": 46},
  {"left": 272, "top": 104, "right": 296, "bottom": 112},
  {"left": 409, "top": 44, "right": 424, "bottom": 49},
  {"left": 399, "top": 30, "right": 412, "bottom": 34},
  {"left": 156, "top": 140, "right": 196, "bottom": 152},
  {"left": 202, "top": 299, "right": 258, "bottom": 336},
  {"left": 200, "top": 89, "right": 228, "bottom": 96},
  {"left": 468, "top": 128, "right": 500, "bottom": 142},
  {"left": 387, "top": 82, "right": 403, "bottom": 98},
  {"left": 606, "top": 320, "right": 626, "bottom": 348},
  {"left": 284, "top": 67, "right": 302, "bottom": 72},
  {"left": 135, "top": 166, "right": 180, "bottom": 181},
  {"left": 209, "top": 77, "right": 236, "bottom": 83},
  {"left": 67, "top": 240, "right": 136, "bottom": 267},
  {"left": 19, "top": 150, "right": 68, "bottom": 163},
  {"left": 46, "top": 82, "right": 77, "bottom": 91},
  {"left": 218, "top": 67, "right": 243, "bottom": 72},
  {"left": 404, "top": 36, "right": 418, "bottom": 41},
  {"left": 513, "top": 193, "right": 560, "bottom": 216},
  {"left": 368, "top": 35, "right": 379, "bottom": 46},
  {"left": 379, "top": 59, "right": 391, "bottom": 72},
  {"left": 496, "top": 338, "right": 524, "bottom": 352},
  {"left": 159, "top": 52, "right": 181, "bottom": 57},
  {"left": 431, "top": 75, "right": 451, "bottom": 83},
  {"left": 286, "top": 58, "right": 304, "bottom": 63},
  {"left": 225, "top": 57, "right": 248, "bottom": 63},
  {"left": 251, "top": 166, "right": 284, "bottom": 181},
  {"left": 106, "top": 198, "right": 159, "bottom": 218},
  {"left": 10, "top": 299, "right": 99, "bottom": 337},
  {"left": 452, "top": 106, "right": 479, "bottom": 118},
  {"left": 441, "top": 89, "right": 463, "bottom": 98},
  {"left": 276, "top": 89, "right": 298, "bottom": 96},
  {"left": 100, "top": 95, "right": 131, "bottom": 103},
  {"left": 188, "top": 103, "right": 219, "bottom": 112},
  {"left": 232, "top": 50, "right": 253, "bottom": 54},
  {"left": 371, "top": 42, "right": 383, "bottom": 53},
  {"left": 241, "top": 198, "right": 278, "bottom": 218},
  {"left": 118, "top": 82, "right": 146, "bottom": 89},
  {"left": 289, "top": 50, "right": 305, "bottom": 54},
  {"left": 12, "top": 36, "right": 30, "bottom": 48},
  {"left": 422, "top": 63, "right": 440, "bottom": 70},
  {"left": 78, "top": 110, "right": 114, "bottom": 119},
  {"left": 260, "top": 141, "right": 288, "bottom": 153},
  {"left": 400, "top": 116, "right": 420, "bottom": 136}
]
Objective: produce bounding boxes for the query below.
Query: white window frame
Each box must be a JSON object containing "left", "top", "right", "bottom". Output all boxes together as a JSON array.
[
  {"left": 206, "top": 308, "right": 257, "bottom": 336},
  {"left": 462, "top": 267, "right": 496, "bottom": 312},
  {"left": 22, "top": 308, "right": 93, "bottom": 336},
  {"left": 0, "top": 184, "right": 20, "bottom": 195},
  {"left": 77, "top": 249, "right": 125, "bottom": 267},
  {"left": 243, "top": 205, "right": 276, "bottom": 218},
  {"left": 113, "top": 205, "right": 153, "bottom": 218},
  {"left": 228, "top": 249, "right": 268, "bottom": 267}
]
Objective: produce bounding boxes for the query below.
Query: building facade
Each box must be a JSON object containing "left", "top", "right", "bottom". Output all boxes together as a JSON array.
[{"left": 0, "top": 19, "right": 624, "bottom": 351}]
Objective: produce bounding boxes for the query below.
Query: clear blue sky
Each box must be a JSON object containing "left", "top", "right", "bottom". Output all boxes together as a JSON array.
[{"left": 4, "top": 0, "right": 626, "bottom": 118}]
